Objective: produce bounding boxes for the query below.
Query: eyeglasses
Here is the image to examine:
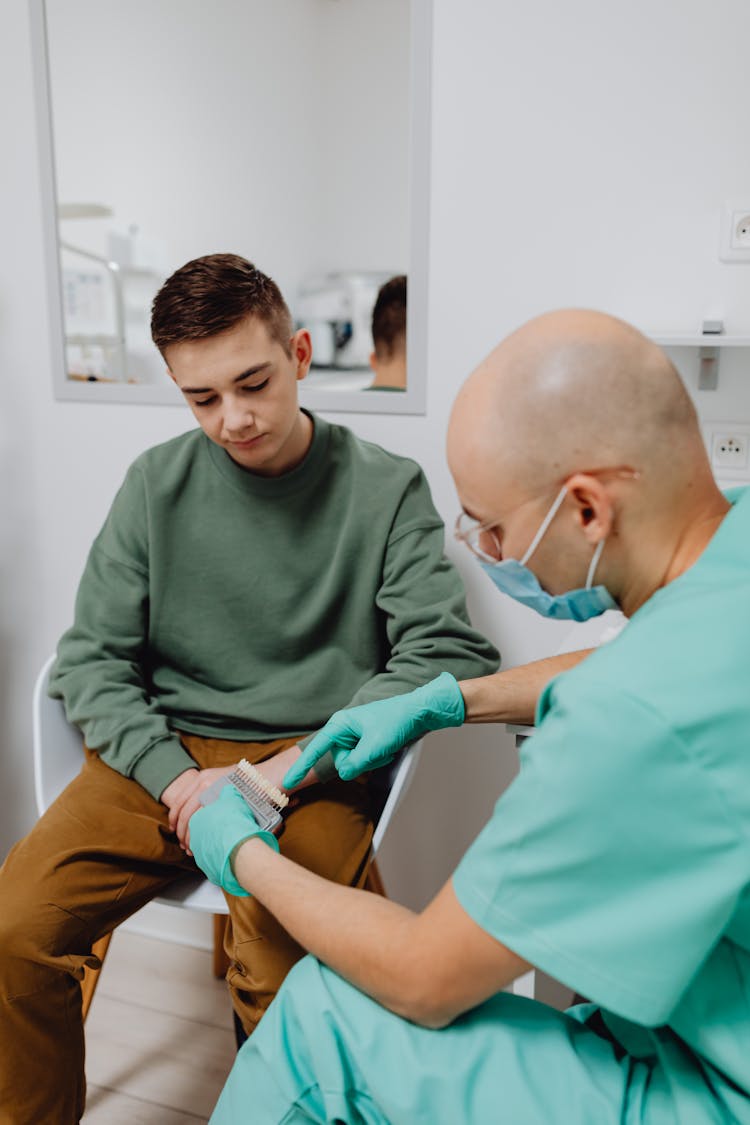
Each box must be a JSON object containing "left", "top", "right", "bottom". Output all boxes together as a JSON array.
[
  {"left": 454, "top": 511, "right": 505, "bottom": 564},
  {"left": 454, "top": 466, "right": 641, "bottom": 565}
]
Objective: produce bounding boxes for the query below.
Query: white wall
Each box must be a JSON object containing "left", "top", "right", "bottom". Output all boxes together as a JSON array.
[{"left": 2, "top": 1, "right": 750, "bottom": 970}]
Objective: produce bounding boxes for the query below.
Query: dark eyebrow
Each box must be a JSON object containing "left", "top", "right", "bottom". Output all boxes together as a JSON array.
[{"left": 181, "top": 363, "right": 272, "bottom": 395}]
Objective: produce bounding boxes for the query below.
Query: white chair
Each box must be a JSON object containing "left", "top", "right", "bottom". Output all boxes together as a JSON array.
[{"left": 32, "top": 653, "right": 424, "bottom": 1015}]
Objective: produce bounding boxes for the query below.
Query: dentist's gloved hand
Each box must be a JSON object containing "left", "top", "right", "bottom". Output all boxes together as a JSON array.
[
  {"left": 283, "top": 672, "right": 465, "bottom": 788},
  {"left": 188, "top": 785, "right": 279, "bottom": 897}
]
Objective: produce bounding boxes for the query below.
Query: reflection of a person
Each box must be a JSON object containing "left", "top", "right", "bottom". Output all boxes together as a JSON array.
[{"left": 366, "top": 274, "right": 407, "bottom": 391}]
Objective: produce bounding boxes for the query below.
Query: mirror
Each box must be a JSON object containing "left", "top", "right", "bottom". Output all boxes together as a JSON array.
[{"left": 31, "top": 0, "right": 430, "bottom": 413}]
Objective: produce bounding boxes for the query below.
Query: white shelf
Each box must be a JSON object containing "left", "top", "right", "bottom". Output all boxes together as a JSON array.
[
  {"left": 649, "top": 333, "right": 750, "bottom": 348},
  {"left": 645, "top": 325, "right": 750, "bottom": 390}
]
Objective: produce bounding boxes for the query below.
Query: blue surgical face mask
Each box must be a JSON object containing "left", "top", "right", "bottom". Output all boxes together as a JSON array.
[{"left": 480, "top": 485, "right": 617, "bottom": 621}]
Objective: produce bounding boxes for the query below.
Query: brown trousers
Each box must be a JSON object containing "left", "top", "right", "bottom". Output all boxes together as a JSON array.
[{"left": 0, "top": 734, "right": 375, "bottom": 1125}]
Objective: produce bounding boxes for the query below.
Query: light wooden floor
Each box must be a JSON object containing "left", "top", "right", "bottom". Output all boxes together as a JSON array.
[
  {"left": 81, "top": 927, "right": 574, "bottom": 1122},
  {"left": 82, "top": 931, "right": 237, "bottom": 1123}
]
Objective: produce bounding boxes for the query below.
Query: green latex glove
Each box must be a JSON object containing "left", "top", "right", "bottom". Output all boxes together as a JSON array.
[
  {"left": 189, "top": 784, "right": 279, "bottom": 897},
  {"left": 283, "top": 672, "right": 465, "bottom": 787}
]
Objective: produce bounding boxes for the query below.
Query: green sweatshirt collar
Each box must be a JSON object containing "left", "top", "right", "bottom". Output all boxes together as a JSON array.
[{"left": 204, "top": 410, "right": 331, "bottom": 498}]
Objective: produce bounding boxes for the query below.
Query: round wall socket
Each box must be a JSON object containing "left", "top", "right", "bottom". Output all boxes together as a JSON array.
[
  {"left": 720, "top": 200, "right": 750, "bottom": 262},
  {"left": 735, "top": 214, "right": 750, "bottom": 248}
]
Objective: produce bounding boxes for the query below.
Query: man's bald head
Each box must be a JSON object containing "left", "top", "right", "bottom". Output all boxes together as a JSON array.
[
  {"left": 448, "top": 309, "right": 707, "bottom": 512},
  {"left": 448, "top": 310, "right": 728, "bottom": 617}
]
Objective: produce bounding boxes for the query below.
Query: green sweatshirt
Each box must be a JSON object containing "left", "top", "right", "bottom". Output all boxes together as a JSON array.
[{"left": 50, "top": 414, "right": 499, "bottom": 800}]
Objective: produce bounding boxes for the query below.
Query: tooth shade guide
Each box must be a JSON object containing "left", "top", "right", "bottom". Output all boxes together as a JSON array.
[{"left": 231, "top": 758, "right": 289, "bottom": 810}]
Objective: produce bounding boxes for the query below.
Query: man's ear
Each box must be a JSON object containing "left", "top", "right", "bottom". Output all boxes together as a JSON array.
[
  {"left": 565, "top": 473, "right": 615, "bottom": 544},
  {"left": 368, "top": 350, "right": 378, "bottom": 375},
  {"left": 291, "top": 329, "right": 313, "bottom": 381}
]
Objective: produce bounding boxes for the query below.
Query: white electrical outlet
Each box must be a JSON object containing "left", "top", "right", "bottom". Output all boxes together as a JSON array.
[
  {"left": 735, "top": 215, "right": 750, "bottom": 248},
  {"left": 703, "top": 422, "right": 750, "bottom": 480},
  {"left": 712, "top": 432, "right": 748, "bottom": 469},
  {"left": 719, "top": 201, "right": 750, "bottom": 262}
]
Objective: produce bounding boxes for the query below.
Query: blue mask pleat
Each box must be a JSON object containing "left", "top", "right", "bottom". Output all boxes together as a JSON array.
[{"left": 479, "top": 558, "right": 617, "bottom": 622}]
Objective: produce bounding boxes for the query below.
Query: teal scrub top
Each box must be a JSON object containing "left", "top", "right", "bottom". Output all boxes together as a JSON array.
[{"left": 454, "top": 487, "right": 750, "bottom": 1125}]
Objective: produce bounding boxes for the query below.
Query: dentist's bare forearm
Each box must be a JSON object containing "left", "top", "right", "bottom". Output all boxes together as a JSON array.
[
  {"left": 231, "top": 840, "right": 527, "bottom": 1028},
  {"left": 232, "top": 840, "right": 425, "bottom": 1018},
  {"left": 459, "top": 650, "right": 592, "bottom": 724}
]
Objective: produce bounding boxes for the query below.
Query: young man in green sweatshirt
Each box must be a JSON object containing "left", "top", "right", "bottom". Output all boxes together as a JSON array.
[{"left": 0, "top": 253, "right": 499, "bottom": 1124}]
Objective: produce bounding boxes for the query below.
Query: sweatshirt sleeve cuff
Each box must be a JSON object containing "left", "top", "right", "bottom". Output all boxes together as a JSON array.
[{"left": 131, "top": 738, "right": 198, "bottom": 801}]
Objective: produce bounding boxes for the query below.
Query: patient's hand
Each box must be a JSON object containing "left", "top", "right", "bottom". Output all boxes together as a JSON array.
[
  {"left": 254, "top": 745, "right": 318, "bottom": 795},
  {"left": 163, "top": 747, "right": 318, "bottom": 854},
  {"left": 162, "top": 766, "right": 234, "bottom": 854}
]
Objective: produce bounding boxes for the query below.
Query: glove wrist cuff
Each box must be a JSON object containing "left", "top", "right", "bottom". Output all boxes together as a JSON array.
[
  {"left": 416, "top": 672, "right": 465, "bottom": 730},
  {"left": 222, "top": 829, "right": 279, "bottom": 896}
]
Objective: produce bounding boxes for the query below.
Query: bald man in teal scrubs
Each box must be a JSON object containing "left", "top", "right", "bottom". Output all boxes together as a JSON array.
[{"left": 190, "top": 310, "right": 750, "bottom": 1124}]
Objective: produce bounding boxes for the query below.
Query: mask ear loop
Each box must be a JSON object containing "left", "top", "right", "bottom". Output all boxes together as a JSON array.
[
  {"left": 585, "top": 537, "right": 606, "bottom": 589},
  {"left": 519, "top": 485, "right": 568, "bottom": 566}
]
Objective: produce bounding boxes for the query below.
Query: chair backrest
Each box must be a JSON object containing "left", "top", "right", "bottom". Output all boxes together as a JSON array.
[
  {"left": 33, "top": 654, "right": 424, "bottom": 856},
  {"left": 32, "top": 653, "right": 86, "bottom": 816},
  {"left": 371, "top": 740, "right": 423, "bottom": 855}
]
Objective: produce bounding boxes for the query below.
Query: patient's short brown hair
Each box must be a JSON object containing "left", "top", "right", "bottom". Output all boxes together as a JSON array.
[
  {"left": 371, "top": 274, "right": 407, "bottom": 360},
  {"left": 151, "top": 253, "right": 293, "bottom": 357}
]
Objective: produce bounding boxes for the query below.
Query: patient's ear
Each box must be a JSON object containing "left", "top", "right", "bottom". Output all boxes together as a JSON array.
[{"left": 291, "top": 329, "right": 313, "bottom": 381}]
